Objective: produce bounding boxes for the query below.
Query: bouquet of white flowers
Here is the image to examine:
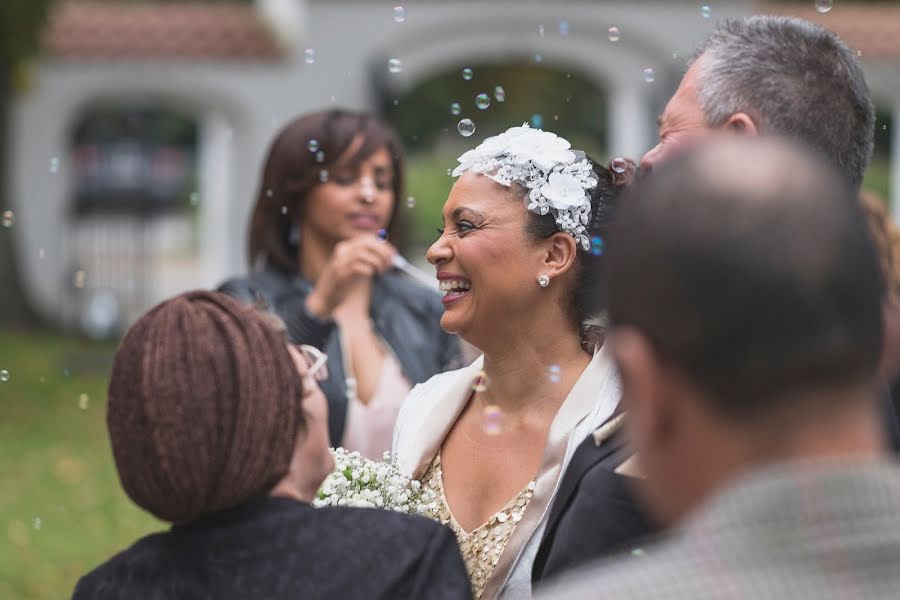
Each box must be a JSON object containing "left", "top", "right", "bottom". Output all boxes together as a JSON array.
[{"left": 314, "top": 448, "right": 440, "bottom": 518}]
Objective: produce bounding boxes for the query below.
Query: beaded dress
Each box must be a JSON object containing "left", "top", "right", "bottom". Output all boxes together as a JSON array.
[{"left": 421, "top": 452, "right": 536, "bottom": 600}]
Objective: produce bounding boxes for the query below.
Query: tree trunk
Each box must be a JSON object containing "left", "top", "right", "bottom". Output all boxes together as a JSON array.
[{"left": 0, "top": 62, "right": 39, "bottom": 328}]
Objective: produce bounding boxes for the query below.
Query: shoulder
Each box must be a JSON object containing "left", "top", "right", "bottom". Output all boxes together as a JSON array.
[
  {"left": 314, "top": 505, "right": 456, "bottom": 552},
  {"left": 72, "top": 532, "right": 177, "bottom": 599}
]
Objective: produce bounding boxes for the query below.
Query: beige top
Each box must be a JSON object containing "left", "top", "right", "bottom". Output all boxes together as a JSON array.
[
  {"left": 422, "top": 452, "right": 536, "bottom": 600},
  {"left": 342, "top": 352, "right": 412, "bottom": 460}
]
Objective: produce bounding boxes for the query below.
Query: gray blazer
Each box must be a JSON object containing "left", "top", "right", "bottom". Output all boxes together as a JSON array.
[{"left": 538, "top": 460, "right": 900, "bottom": 599}]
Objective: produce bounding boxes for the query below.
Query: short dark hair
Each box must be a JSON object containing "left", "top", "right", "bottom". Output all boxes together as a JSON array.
[
  {"left": 695, "top": 16, "right": 874, "bottom": 189},
  {"left": 248, "top": 109, "right": 405, "bottom": 271},
  {"left": 518, "top": 158, "right": 634, "bottom": 336},
  {"left": 608, "top": 137, "right": 883, "bottom": 418}
]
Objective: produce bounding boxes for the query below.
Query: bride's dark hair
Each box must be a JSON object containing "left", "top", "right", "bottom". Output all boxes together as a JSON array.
[{"left": 519, "top": 156, "right": 637, "bottom": 346}]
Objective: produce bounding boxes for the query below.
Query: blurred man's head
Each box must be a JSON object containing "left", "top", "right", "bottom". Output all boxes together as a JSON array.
[
  {"left": 641, "top": 16, "right": 874, "bottom": 190},
  {"left": 611, "top": 138, "right": 885, "bottom": 525}
]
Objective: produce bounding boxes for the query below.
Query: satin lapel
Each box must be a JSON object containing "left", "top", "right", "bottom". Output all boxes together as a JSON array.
[
  {"left": 402, "top": 357, "right": 484, "bottom": 480},
  {"left": 481, "top": 348, "right": 619, "bottom": 600}
]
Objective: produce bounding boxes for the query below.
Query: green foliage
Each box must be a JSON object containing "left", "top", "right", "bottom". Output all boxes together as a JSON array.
[{"left": 0, "top": 332, "right": 159, "bottom": 599}]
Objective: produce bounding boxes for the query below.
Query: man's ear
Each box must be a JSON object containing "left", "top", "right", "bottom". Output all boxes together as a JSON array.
[
  {"left": 611, "top": 327, "right": 675, "bottom": 453},
  {"left": 542, "top": 232, "right": 579, "bottom": 279},
  {"left": 722, "top": 112, "right": 759, "bottom": 136}
]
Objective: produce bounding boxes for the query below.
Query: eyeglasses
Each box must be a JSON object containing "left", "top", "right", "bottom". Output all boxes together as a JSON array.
[{"left": 296, "top": 344, "right": 329, "bottom": 382}]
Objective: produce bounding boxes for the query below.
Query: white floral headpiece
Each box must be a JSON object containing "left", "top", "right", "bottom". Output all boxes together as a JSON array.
[{"left": 452, "top": 124, "right": 599, "bottom": 251}]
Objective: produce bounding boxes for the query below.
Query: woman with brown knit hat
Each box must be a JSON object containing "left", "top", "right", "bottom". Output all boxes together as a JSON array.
[{"left": 72, "top": 290, "right": 471, "bottom": 600}]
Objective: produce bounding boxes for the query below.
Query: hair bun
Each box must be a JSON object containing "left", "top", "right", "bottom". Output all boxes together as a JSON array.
[{"left": 608, "top": 157, "right": 638, "bottom": 188}]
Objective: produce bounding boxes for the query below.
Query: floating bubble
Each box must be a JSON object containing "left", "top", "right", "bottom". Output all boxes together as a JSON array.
[
  {"left": 49, "top": 157, "right": 60, "bottom": 173},
  {"left": 316, "top": 150, "right": 325, "bottom": 163},
  {"left": 534, "top": 54, "right": 543, "bottom": 64},
  {"left": 280, "top": 205, "right": 288, "bottom": 215},
  {"left": 319, "top": 170, "right": 329, "bottom": 182},
  {"left": 608, "top": 26, "right": 620, "bottom": 42},
  {"left": 2, "top": 210, "right": 14, "bottom": 228},
  {"left": 591, "top": 235, "right": 604, "bottom": 257},
  {"left": 538, "top": 24, "right": 545, "bottom": 38},
  {"left": 494, "top": 86, "right": 506, "bottom": 102},
  {"left": 457, "top": 119, "right": 476, "bottom": 137},
  {"left": 78, "top": 394, "right": 89, "bottom": 410},
  {"left": 406, "top": 196, "right": 416, "bottom": 208},
  {"left": 0, "top": 370, "right": 8, "bottom": 382},
  {"left": 548, "top": 364, "right": 561, "bottom": 383},
  {"left": 308, "top": 139, "right": 320, "bottom": 153},
  {"left": 462, "top": 68, "right": 474, "bottom": 81},
  {"left": 447, "top": 168, "right": 453, "bottom": 176},
  {"left": 189, "top": 191, "right": 199, "bottom": 206},
  {"left": 815, "top": 0, "right": 833, "bottom": 14},
  {"left": 265, "top": 188, "right": 274, "bottom": 197},
  {"left": 482, "top": 405, "right": 503, "bottom": 436},
  {"left": 39, "top": 248, "right": 45, "bottom": 259},
  {"left": 377, "top": 229, "right": 388, "bottom": 241},
  {"left": 473, "top": 370, "right": 490, "bottom": 393},
  {"left": 475, "top": 93, "right": 491, "bottom": 110},
  {"left": 631, "top": 548, "right": 646, "bottom": 557},
  {"left": 450, "top": 102, "right": 462, "bottom": 116},
  {"left": 701, "top": 5, "right": 711, "bottom": 19},
  {"left": 33, "top": 517, "right": 42, "bottom": 531},
  {"left": 73, "top": 269, "right": 87, "bottom": 289},
  {"left": 388, "top": 58, "right": 403, "bottom": 74},
  {"left": 392, "top": 5, "right": 407, "bottom": 22},
  {"left": 304, "top": 48, "right": 316, "bottom": 64},
  {"left": 611, "top": 157, "right": 628, "bottom": 174},
  {"left": 559, "top": 20, "right": 570, "bottom": 37},
  {"left": 642, "top": 67, "right": 656, "bottom": 83},
  {"left": 531, "top": 114, "right": 544, "bottom": 129}
]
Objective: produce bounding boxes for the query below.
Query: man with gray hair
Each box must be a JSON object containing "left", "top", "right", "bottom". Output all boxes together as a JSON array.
[
  {"left": 539, "top": 135, "right": 900, "bottom": 600},
  {"left": 640, "top": 15, "right": 874, "bottom": 189}
]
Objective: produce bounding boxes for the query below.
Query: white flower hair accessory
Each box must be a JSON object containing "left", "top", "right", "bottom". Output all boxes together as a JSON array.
[{"left": 452, "top": 124, "right": 599, "bottom": 251}]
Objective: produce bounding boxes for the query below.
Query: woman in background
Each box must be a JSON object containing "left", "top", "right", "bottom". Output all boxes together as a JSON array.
[
  {"left": 72, "top": 291, "right": 470, "bottom": 600},
  {"left": 220, "top": 110, "right": 460, "bottom": 457}
]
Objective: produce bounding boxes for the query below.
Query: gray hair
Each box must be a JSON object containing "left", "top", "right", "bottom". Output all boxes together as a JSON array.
[{"left": 693, "top": 16, "right": 874, "bottom": 189}]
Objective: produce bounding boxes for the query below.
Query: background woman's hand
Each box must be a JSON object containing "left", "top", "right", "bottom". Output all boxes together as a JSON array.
[{"left": 305, "top": 236, "right": 396, "bottom": 318}]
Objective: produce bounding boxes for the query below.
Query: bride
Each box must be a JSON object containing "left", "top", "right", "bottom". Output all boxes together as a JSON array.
[{"left": 393, "top": 125, "right": 634, "bottom": 599}]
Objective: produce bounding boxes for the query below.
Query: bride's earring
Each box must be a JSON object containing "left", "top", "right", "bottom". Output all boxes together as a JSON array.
[{"left": 537, "top": 274, "right": 550, "bottom": 288}]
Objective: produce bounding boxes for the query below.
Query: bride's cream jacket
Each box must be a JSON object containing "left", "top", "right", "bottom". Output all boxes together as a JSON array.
[{"left": 392, "top": 346, "right": 622, "bottom": 599}]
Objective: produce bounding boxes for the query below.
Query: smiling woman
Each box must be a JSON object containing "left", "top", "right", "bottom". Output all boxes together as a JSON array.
[{"left": 219, "top": 110, "right": 461, "bottom": 456}]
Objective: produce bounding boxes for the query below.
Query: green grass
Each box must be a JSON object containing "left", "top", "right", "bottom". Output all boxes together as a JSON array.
[{"left": 0, "top": 331, "right": 160, "bottom": 599}]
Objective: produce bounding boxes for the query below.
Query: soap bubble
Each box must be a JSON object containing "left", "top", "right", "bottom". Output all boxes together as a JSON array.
[
  {"left": 0, "top": 370, "right": 9, "bottom": 382},
  {"left": 308, "top": 139, "right": 319, "bottom": 152},
  {"left": 701, "top": 5, "right": 711, "bottom": 19},
  {"left": 49, "top": 157, "right": 60, "bottom": 173},
  {"left": 316, "top": 150, "right": 325, "bottom": 163},
  {"left": 559, "top": 20, "right": 570, "bottom": 37},
  {"left": 73, "top": 269, "right": 87, "bottom": 289},
  {"left": 2, "top": 210, "right": 14, "bottom": 228},
  {"left": 537, "top": 24, "right": 545, "bottom": 38},
  {"left": 462, "top": 68, "right": 474, "bottom": 81},
  {"left": 377, "top": 229, "right": 388, "bottom": 241},
  {"left": 406, "top": 196, "right": 416, "bottom": 208},
  {"left": 548, "top": 364, "right": 561, "bottom": 383},
  {"left": 611, "top": 157, "right": 628, "bottom": 173},
  {"left": 33, "top": 517, "right": 42, "bottom": 531},
  {"left": 392, "top": 5, "right": 407, "bottom": 22},
  {"left": 475, "top": 93, "right": 491, "bottom": 110},
  {"left": 304, "top": 48, "right": 316, "bottom": 64},
  {"left": 590, "top": 235, "right": 604, "bottom": 256},
  {"left": 78, "top": 394, "right": 89, "bottom": 410},
  {"left": 388, "top": 58, "right": 403, "bottom": 74},
  {"left": 534, "top": 54, "right": 543, "bottom": 64},
  {"left": 494, "top": 86, "right": 506, "bottom": 102},
  {"left": 815, "top": 0, "right": 833, "bottom": 14},
  {"left": 642, "top": 67, "right": 656, "bottom": 83},
  {"left": 189, "top": 192, "right": 200, "bottom": 206},
  {"left": 280, "top": 206, "right": 288, "bottom": 215},
  {"left": 473, "top": 370, "right": 490, "bottom": 393},
  {"left": 457, "top": 119, "right": 476, "bottom": 137},
  {"left": 608, "top": 26, "right": 620, "bottom": 42},
  {"left": 450, "top": 102, "right": 462, "bottom": 116},
  {"left": 482, "top": 405, "right": 504, "bottom": 436},
  {"left": 531, "top": 114, "right": 544, "bottom": 128},
  {"left": 319, "top": 170, "right": 329, "bottom": 182}
]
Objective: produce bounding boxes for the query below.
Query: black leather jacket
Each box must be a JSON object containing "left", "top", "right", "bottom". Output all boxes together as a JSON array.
[{"left": 219, "top": 267, "right": 461, "bottom": 445}]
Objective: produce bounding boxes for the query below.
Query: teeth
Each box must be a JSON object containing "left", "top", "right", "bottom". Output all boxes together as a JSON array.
[{"left": 439, "top": 279, "right": 471, "bottom": 292}]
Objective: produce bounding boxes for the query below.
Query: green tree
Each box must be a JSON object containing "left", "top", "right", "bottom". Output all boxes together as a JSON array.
[{"left": 0, "top": 0, "right": 55, "bottom": 327}]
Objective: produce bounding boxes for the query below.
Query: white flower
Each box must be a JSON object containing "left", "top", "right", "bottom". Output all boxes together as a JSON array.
[{"left": 541, "top": 172, "right": 589, "bottom": 211}]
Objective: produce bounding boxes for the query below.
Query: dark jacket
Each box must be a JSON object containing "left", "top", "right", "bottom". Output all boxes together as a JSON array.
[
  {"left": 219, "top": 267, "right": 461, "bottom": 445},
  {"left": 72, "top": 496, "right": 472, "bottom": 600},
  {"left": 532, "top": 423, "right": 658, "bottom": 587}
]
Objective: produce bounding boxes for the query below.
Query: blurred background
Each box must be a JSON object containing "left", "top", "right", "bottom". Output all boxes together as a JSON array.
[{"left": 0, "top": 0, "right": 897, "bottom": 597}]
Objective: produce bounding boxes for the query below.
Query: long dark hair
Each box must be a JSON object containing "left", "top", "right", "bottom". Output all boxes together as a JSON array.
[{"left": 248, "top": 109, "right": 406, "bottom": 272}]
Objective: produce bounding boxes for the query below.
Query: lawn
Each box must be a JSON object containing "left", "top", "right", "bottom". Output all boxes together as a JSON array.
[{"left": 0, "top": 331, "right": 160, "bottom": 599}]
